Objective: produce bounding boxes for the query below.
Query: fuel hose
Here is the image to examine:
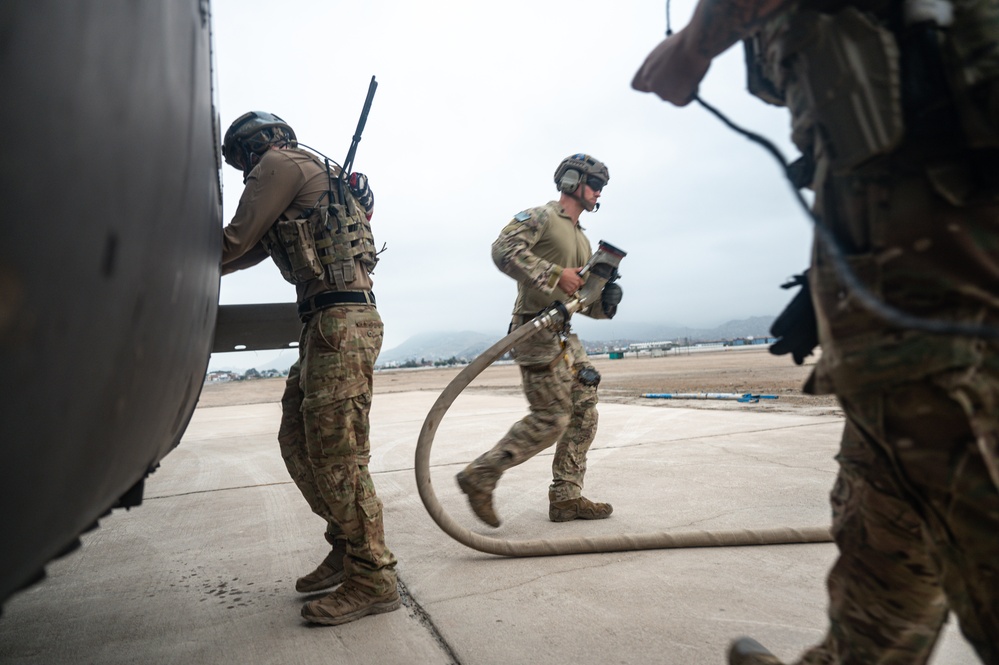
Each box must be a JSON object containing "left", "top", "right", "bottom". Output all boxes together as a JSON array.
[{"left": 414, "top": 302, "right": 833, "bottom": 558}]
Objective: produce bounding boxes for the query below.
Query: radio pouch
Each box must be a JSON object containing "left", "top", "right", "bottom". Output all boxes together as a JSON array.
[{"left": 785, "top": 8, "right": 905, "bottom": 172}]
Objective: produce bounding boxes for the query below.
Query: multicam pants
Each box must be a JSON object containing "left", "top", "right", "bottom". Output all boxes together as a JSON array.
[
  {"left": 469, "top": 324, "right": 599, "bottom": 502},
  {"left": 278, "top": 304, "right": 396, "bottom": 595},
  {"left": 796, "top": 151, "right": 999, "bottom": 663},
  {"left": 795, "top": 374, "right": 999, "bottom": 664}
]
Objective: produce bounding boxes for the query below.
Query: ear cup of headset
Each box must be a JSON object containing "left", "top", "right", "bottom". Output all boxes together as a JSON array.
[{"left": 559, "top": 169, "right": 581, "bottom": 194}]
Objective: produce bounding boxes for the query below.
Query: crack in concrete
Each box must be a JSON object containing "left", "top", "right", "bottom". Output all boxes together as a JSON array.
[
  {"left": 432, "top": 558, "right": 621, "bottom": 603},
  {"left": 397, "top": 577, "right": 462, "bottom": 664}
]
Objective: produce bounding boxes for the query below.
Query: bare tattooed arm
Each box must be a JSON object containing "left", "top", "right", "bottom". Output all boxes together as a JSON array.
[{"left": 632, "top": 0, "right": 795, "bottom": 105}]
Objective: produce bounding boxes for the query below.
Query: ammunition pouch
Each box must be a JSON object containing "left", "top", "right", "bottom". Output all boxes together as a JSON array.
[
  {"left": 784, "top": 8, "right": 905, "bottom": 173},
  {"left": 758, "top": 1, "right": 999, "bottom": 176},
  {"left": 315, "top": 202, "right": 378, "bottom": 290},
  {"left": 261, "top": 217, "right": 325, "bottom": 284},
  {"left": 261, "top": 197, "right": 378, "bottom": 288}
]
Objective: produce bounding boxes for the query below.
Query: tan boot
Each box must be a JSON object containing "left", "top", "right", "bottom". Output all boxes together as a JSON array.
[
  {"left": 301, "top": 580, "right": 401, "bottom": 626},
  {"left": 728, "top": 637, "right": 784, "bottom": 665},
  {"left": 549, "top": 496, "right": 613, "bottom": 522},
  {"left": 295, "top": 536, "right": 347, "bottom": 593},
  {"left": 456, "top": 468, "right": 501, "bottom": 527}
]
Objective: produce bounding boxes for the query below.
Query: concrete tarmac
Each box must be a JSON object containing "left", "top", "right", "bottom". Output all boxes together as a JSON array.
[{"left": 0, "top": 389, "right": 979, "bottom": 664}]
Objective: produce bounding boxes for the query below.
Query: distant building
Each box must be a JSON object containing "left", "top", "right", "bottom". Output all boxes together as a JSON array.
[
  {"left": 205, "top": 370, "right": 240, "bottom": 383},
  {"left": 724, "top": 336, "right": 778, "bottom": 347},
  {"left": 627, "top": 341, "right": 675, "bottom": 356}
]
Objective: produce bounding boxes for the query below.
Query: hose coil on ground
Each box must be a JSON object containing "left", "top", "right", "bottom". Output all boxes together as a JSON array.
[{"left": 414, "top": 305, "right": 833, "bottom": 558}]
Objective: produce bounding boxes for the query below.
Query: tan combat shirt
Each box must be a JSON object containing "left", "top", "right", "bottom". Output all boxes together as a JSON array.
[
  {"left": 491, "top": 200, "right": 604, "bottom": 319},
  {"left": 220, "top": 147, "right": 373, "bottom": 304}
]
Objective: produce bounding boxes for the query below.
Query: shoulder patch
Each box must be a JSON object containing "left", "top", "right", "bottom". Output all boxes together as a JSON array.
[{"left": 513, "top": 210, "right": 532, "bottom": 222}]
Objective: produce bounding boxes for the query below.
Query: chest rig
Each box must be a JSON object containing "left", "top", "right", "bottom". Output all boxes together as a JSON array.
[
  {"left": 260, "top": 154, "right": 377, "bottom": 289},
  {"left": 744, "top": 0, "right": 999, "bottom": 176}
]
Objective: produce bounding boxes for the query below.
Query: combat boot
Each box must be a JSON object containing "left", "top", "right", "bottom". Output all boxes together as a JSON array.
[
  {"left": 728, "top": 637, "right": 784, "bottom": 665},
  {"left": 295, "top": 535, "right": 347, "bottom": 593},
  {"left": 456, "top": 467, "right": 501, "bottom": 527},
  {"left": 301, "top": 579, "right": 401, "bottom": 626},
  {"left": 549, "top": 496, "right": 613, "bottom": 522}
]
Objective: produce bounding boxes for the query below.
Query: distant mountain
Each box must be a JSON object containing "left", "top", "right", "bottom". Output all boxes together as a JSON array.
[
  {"left": 209, "top": 317, "right": 778, "bottom": 373},
  {"left": 377, "top": 330, "right": 495, "bottom": 365},
  {"left": 572, "top": 315, "right": 776, "bottom": 344},
  {"left": 208, "top": 349, "right": 299, "bottom": 375},
  {"left": 376, "top": 316, "right": 776, "bottom": 365},
  {"left": 257, "top": 349, "right": 299, "bottom": 372}
]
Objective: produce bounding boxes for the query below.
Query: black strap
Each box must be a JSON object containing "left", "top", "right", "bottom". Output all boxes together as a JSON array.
[{"left": 298, "top": 290, "right": 376, "bottom": 319}]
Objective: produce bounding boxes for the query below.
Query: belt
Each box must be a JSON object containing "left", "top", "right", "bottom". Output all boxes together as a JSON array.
[
  {"left": 298, "top": 290, "right": 376, "bottom": 321},
  {"left": 511, "top": 304, "right": 571, "bottom": 330}
]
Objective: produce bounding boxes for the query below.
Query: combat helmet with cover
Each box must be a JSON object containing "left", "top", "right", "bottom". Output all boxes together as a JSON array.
[
  {"left": 553, "top": 153, "right": 609, "bottom": 194},
  {"left": 222, "top": 111, "right": 298, "bottom": 177}
]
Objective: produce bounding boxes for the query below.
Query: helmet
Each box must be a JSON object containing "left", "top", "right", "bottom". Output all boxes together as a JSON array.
[
  {"left": 553, "top": 153, "right": 609, "bottom": 194},
  {"left": 222, "top": 111, "right": 297, "bottom": 174}
]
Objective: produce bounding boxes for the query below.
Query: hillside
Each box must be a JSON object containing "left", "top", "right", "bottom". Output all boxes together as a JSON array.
[
  {"left": 209, "top": 316, "right": 778, "bottom": 373},
  {"left": 377, "top": 316, "right": 776, "bottom": 366}
]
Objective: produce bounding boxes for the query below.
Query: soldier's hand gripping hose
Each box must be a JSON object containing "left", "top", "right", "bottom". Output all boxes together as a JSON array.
[
  {"left": 415, "top": 241, "right": 832, "bottom": 557},
  {"left": 769, "top": 270, "right": 818, "bottom": 365}
]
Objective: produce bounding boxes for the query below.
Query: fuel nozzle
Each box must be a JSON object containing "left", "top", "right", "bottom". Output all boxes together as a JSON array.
[
  {"left": 572, "top": 240, "right": 627, "bottom": 310},
  {"left": 535, "top": 241, "right": 627, "bottom": 331}
]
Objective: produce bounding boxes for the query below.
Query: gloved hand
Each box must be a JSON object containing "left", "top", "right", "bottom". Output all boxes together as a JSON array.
[
  {"left": 769, "top": 270, "right": 818, "bottom": 365},
  {"left": 601, "top": 282, "right": 623, "bottom": 318},
  {"left": 347, "top": 172, "right": 374, "bottom": 215}
]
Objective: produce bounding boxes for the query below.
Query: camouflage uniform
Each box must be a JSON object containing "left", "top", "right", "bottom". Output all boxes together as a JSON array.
[
  {"left": 278, "top": 305, "right": 396, "bottom": 596},
  {"left": 466, "top": 201, "right": 609, "bottom": 507},
  {"left": 221, "top": 147, "right": 397, "bottom": 598},
  {"left": 743, "top": 1, "right": 999, "bottom": 662}
]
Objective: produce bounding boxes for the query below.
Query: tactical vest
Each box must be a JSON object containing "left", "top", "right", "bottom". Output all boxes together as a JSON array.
[
  {"left": 745, "top": 0, "right": 999, "bottom": 175},
  {"left": 259, "top": 157, "right": 378, "bottom": 289}
]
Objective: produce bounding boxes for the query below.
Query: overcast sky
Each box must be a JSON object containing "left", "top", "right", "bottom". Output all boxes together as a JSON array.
[{"left": 209, "top": 0, "right": 814, "bottom": 370}]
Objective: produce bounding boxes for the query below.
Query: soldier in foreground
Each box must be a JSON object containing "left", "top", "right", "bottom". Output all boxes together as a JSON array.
[
  {"left": 220, "top": 112, "right": 399, "bottom": 625},
  {"left": 456, "top": 154, "right": 624, "bottom": 527},
  {"left": 633, "top": 0, "right": 999, "bottom": 662}
]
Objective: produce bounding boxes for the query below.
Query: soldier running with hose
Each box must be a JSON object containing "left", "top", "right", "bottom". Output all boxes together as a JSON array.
[{"left": 457, "top": 154, "right": 624, "bottom": 527}]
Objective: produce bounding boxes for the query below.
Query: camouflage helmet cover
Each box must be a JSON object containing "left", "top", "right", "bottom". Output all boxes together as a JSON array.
[
  {"left": 553, "top": 153, "right": 609, "bottom": 193},
  {"left": 222, "top": 111, "right": 297, "bottom": 173}
]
